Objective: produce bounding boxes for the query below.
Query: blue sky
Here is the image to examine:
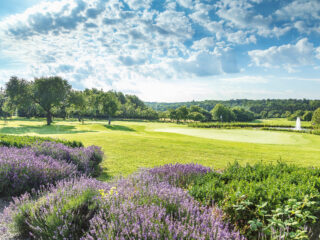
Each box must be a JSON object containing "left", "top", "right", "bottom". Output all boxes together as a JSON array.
[{"left": 0, "top": 0, "right": 320, "bottom": 102}]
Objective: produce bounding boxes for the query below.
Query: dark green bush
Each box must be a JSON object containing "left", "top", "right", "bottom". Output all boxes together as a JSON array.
[
  {"left": 189, "top": 162, "right": 320, "bottom": 239},
  {"left": 0, "top": 134, "right": 83, "bottom": 148},
  {"left": 188, "top": 122, "right": 312, "bottom": 129}
]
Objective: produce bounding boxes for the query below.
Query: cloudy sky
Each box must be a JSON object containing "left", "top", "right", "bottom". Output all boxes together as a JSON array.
[{"left": 0, "top": 0, "right": 320, "bottom": 102}]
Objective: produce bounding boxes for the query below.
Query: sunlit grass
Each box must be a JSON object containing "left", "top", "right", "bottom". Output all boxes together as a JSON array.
[{"left": 0, "top": 118, "right": 320, "bottom": 181}]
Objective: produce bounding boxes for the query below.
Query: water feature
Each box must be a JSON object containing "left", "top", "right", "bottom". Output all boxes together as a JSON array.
[{"left": 294, "top": 117, "right": 301, "bottom": 130}]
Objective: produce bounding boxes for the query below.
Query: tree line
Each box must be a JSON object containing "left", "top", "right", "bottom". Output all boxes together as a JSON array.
[
  {"left": 147, "top": 99, "right": 320, "bottom": 119},
  {"left": 1, "top": 76, "right": 319, "bottom": 126},
  {"left": 0, "top": 76, "right": 158, "bottom": 125},
  {"left": 160, "top": 104, "right": 255, "bottom": 123}
]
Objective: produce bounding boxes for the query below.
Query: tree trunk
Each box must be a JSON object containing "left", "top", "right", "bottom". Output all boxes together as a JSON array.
[
  {"left": 46, "top": 111, "right": 52, "bottom": 125},
  {"left": 108, "top": 116, "right": 111, "bottom": 125}
]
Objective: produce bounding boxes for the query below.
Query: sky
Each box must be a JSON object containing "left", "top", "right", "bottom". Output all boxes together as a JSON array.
[{"left": 0, "top": 0, "right": 320, "bottom": 102}]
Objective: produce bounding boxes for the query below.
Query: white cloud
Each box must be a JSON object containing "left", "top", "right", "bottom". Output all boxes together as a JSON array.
[
  {"left": 191, "top": 37, "right": 214, "bottom": 50},
  {"left": 275, "top": 0, "right": 320, "bottom": 21},
  {"left": 176, "top": 0, "right": 193, "bottom": 9},
  {"left": 248, "top": 38, "right": 318, "bottom": 72}
]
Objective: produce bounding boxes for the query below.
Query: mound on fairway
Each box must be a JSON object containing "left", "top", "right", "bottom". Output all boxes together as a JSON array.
[{"left": 154, "top": 127, "right": 310, "bottom": 145}]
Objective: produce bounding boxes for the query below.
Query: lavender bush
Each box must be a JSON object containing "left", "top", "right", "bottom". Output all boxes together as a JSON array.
[
  {"left": 1, "top": 164, "right": 244, "bottom": 240},
  {"left": 84, "top": 170, "right": 244, "bottom": 240},
  {"left": 147, "top": 163, "right": 212, "bottom": 188},
  {"left": 0, "top": 146, "right": 77, "bottom": 197},
  {"left": 1, "top": 176, "right": 108, "bottom": 239},
  {"left": 31, "top": 142, "right": 104, "bottom": 176}
]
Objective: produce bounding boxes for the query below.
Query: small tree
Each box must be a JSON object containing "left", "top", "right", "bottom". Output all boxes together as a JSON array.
[
  {"left": 69, "top": 91, "right": 87, "bottom": 123},
  {"left": 169, "top": 109, "right": 177, "bottom": 122},
  {"left": 176, "top": 106, "right": 189, "bottom": 122},
  {"left": 311, "top": 108, "right": 320, "bottom": 128},
  {"left": 188, "top": 112, "right": 205, "bottom": 122},
  {"left": 211, "top": 104, "right": 235, "bottom": 122},
  {"left": 33, "top": 77, "right": 71, "bottom": 125},
  {"left": 100, "top": 91, "right": 120, "bottom": 125}
]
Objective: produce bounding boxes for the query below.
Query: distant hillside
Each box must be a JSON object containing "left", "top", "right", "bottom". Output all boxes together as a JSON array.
[{"left": 146, "top": 99, "right": 320, "bottom": 117}]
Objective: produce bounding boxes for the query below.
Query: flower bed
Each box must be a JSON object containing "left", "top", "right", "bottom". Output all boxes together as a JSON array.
[
  {"left": 0, "top": 146, "right": 77, "bottom": 197},
  {"left": 1, "top": 164, "right": 243, "bottom": 240},
  {"left": 31, "top": 142, "right": 103, "bottom": 176}
]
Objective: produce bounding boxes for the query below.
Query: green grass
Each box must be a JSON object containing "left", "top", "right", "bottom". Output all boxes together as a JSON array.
[{"left": 1, "top": 118, "right": 320, "bottom": 180}]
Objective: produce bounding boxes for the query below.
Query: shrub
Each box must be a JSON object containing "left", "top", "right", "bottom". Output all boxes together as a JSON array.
[
  {"left": 31, "top": 142, "right": 104, "bottom": 176},
  {"left": 189, "top": 162, "right": 320, "bottom": 239},
  {"left": 0, "top": 134, "right": 83, "bottom": 148},
  {"left": 0, "top": 147, "right": 77, "bottom": 197},
  {"left": 1, "top": 177, "right": 107, "bottom": 239},
  {"left": 84, "top": 168, "right": 243, "bottom": 240},
  {"left": 312, "top": 108, "right": 320, "bottom": 128},
  {"left": 1, "top": 165, "right": 243, "bottom": 240},
  {"left": 188, "top": 121, "right": 312, "bottom": 129},
  {"left": 147, "top": 163, "right": 212, "bottom": 188}
]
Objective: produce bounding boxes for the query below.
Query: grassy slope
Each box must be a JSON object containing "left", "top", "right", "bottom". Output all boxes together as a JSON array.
[{"left": 0, "top": 119, "right": 319, "bottom": 180}]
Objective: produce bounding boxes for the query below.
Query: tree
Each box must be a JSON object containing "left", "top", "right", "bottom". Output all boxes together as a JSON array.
[
  {"left": 232, "top": 107, "right": 255, "bottom": 122},
  {"left": 5, "top": 76, "right": 33, "bottom": 113},
  {"left": 311, "top": 108, "right": 320, "bottom": 128},
  {"left": 100, "top": 91, "right": 120, "bottom": 125},
  {"left": 211, "top": 104, "right": 235, "bottom": 122},
  {"left": 169, "top": 109, "right": 177, "bottom": 122},
  {"left": 188, "top": 112, "right": 205, "bottom": 121},
  {"left": 69, "top": 90, "right": 87, "bottom": 123},
  {"left": 302, "top": 111, "right": 313, "bottom": 121},
  {"left": 176, "top": 106, "right": 189, "bottom": 122},
  {"left": 33, "top": 77, "right": 71, "bottom": 125}
]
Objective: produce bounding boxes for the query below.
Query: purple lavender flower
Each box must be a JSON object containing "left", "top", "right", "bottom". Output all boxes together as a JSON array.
[
  {"left": 31, "top": 142, "right": 104, "bottom": 176},
  {"left": 0, "top": 146, "right": 77, "bottom": 197},
  {"left": 1, "top": 164, "right": 244, "bottom": 240}
]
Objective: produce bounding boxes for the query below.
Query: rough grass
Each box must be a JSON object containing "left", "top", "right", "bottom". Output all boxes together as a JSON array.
[{"left": 1, "top": 118, "right": 320, "bottom": 180}]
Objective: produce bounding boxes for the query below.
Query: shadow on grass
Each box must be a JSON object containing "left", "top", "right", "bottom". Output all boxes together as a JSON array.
[
  {"left": 104, "top": 125, "right": 135, "bottom": 132},
  {"left": 97, "top": 171, "right": 112, "bottom": 181},
  {"left": 0, "top": 124, "right": 95, "bottom": 135}
]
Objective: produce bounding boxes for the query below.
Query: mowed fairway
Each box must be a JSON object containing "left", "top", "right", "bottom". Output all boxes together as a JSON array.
[{"left": 1, "top": 119, "right": 320, "bottom": 180}]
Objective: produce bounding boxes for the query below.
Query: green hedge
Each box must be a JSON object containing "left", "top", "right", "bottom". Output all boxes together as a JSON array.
[
  {"left": 189, "top": 162, "right": 320, "bottom": 239},
  {"left": 188, "top": 122, "right": 313, "bottom": 129},
  {"left": 0, "top": 134, "right": 83, "bottom": 148}
]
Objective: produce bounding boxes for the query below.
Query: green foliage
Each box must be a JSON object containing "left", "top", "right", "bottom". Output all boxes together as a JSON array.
[
  {"left": 99, "top": 91, "right": 120, "bottom": 125},
  {"left": 147, "top": 99, "right": 320, "bottom": 119},
  {"left": 11, "top": 188, "right": 98, "bottom": 239},
  {"left": 188, "top": 121, "right": 312, "bottom": 129},
  {"left": 176, "top": 106, "right": 189, "bottom": 121},
  {"left": 311, "top": 108, "right": 320, "bottom": 128},
  {"left": 188, "top": 112, "right": 205, "bottom": 121},
  {"left": 0, "top": 134, "right": 83, "bottom": 148},
  {"left": 211, "top": 104, "right": 235, "bottom": 122},
  {"left": 33, "top": 76, "right": 71, "bottom": 125},
  {"left": 231, "top": 107, "right": 255, "bottom": 122},
  {"left": 288, "top": 110, "right": 305, "bottom": 121},
  {"left": 189, "top": 162, "right": 320, "bottom": 239},
  {"left": 68, "top": 90, "right": 87, "bottom": 122},
  {"left": 302, "top": 111, "right": 313, "bottom": 121}
]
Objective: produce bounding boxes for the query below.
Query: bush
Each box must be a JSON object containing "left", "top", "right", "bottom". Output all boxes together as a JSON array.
[
  {"left": 1, "top": 177, "right": 106, "bottom": 239},
  {"left": 312, "top": 108, "right": 320, "bottom": 128},
  {"left": 188, "top": 121, "right": 312, "bottom": 129},
  {"left": 0, "top": 134, "right": 83, "bottom": 148},
  {"left": 0, "top": 147, "right": 77, "bottom": 197},
  {"left": 189, "top": 162, "right": 320, "bottom": 239},
  {"left": 1, "top": 165, "right": 243, "bottom": 240},
  {"left": 31, "top": 142, "right": 104, "bottom": 176}
]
